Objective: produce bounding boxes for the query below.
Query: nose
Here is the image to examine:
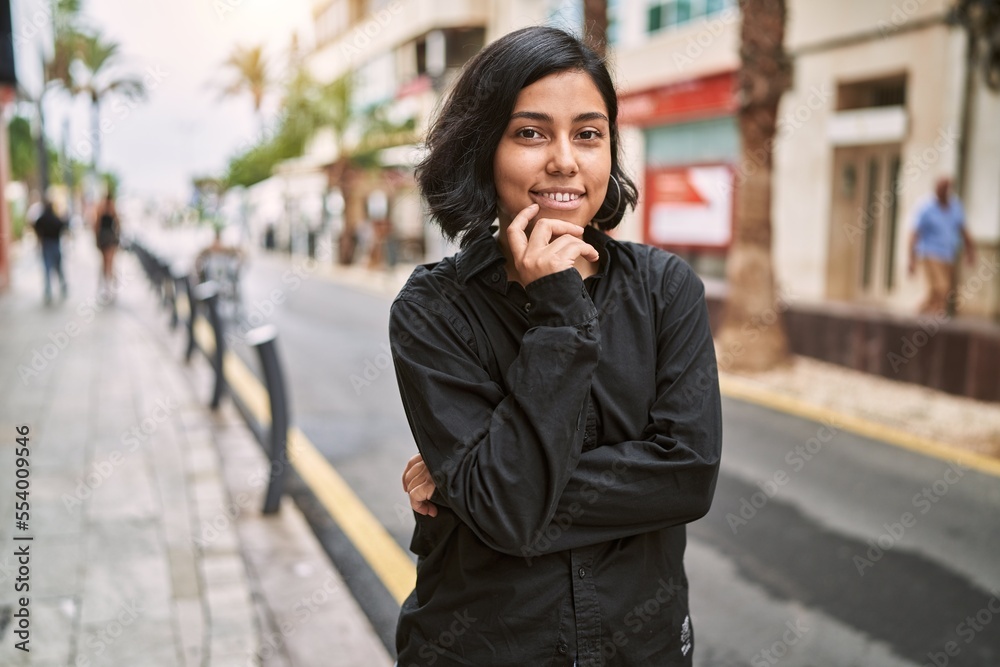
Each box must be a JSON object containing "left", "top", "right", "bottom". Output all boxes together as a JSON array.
[{"left": 546, "top": 136, "right": 578, "bottom": 176}]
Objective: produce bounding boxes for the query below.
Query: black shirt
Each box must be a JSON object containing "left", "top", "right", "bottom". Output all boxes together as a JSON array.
[
  {"left": 389, "top": 225, "right": 722, "bottom": 667},
  {"left": 34, "top": 209, "right": 66, "bottom": 240}
]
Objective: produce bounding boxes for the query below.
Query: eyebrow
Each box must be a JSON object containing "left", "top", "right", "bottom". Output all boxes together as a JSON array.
[{"left": 509, "top": 111, "right": 610, "bottom": 124}]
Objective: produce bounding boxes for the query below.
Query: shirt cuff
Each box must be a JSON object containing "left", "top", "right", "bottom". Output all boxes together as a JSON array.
[{"left": 524, "top": 269, "right": 598, "bottom": 328}]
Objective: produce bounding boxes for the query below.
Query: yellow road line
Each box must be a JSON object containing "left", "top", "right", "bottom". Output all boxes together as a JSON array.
[
  {"left": 195, "top": 309, "right": 999, "bottom": 610},
  {"left": 193, "top": 315, "right": 416, "bottom": 603},
  {"left": 287, "top": 429, "right": 416, "bottom": 603},
  {"left": 719, "top": 374, "right": 1000, "bottom": 479}
]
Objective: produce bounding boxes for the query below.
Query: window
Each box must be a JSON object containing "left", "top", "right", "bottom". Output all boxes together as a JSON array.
[
  {"left": 836, "top": 74, "right": 908, "bottom": 111},
  {"left": 647, "top": 0, "right": 733, "bottom": 34}
]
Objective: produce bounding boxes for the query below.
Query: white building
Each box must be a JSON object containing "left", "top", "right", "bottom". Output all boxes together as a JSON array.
[{"left": 299, "top": 1, "right": 1000, "bottom": 318}]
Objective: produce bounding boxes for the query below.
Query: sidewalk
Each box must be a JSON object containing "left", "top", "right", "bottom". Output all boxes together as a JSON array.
[{"left": 0, "top": 235, "right": 392, "bottom": 667}]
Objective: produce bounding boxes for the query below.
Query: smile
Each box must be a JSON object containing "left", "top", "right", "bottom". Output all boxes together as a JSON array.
[
  {"left": 530, "top": 190, "right": 586, "bottom": 210},
  {"left": 535, "top": 191, "right": 581, "bottom": 202}
]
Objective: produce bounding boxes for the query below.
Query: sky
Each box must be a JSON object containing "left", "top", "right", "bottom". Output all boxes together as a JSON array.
[{"left": 12, "top": 0, "right": 315, "bottom": 203}]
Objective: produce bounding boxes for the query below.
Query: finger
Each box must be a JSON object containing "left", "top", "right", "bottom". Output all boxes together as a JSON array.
[
  {"left": 412, "top": 499, "right": 438, "bottom": 517},
  {"left": 403, "top": 461, "right": 429, "bottom": 492},
  {"left": 546, "top": 235, "right": 599, "bottom": 264},
  {"left": 506, "top": 204, "right": 538, "bottom": 258},
  {"left": 525, "top": 218, "right": 584, "bottom": 252},
  {"left": 408, "top": 480, "right": 437, "bottom": 503},
  {"left": 401, "top": 453, "right": 422, "bottom": 490}
]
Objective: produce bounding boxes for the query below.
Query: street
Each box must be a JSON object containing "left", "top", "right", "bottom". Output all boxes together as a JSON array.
[{"left": 226, "top": 247, "right": 1000, "bottom": 667}]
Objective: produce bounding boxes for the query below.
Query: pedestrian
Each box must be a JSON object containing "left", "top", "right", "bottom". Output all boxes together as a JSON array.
[
  {"left": 32, "top": 199, "right": 68, "bottom": 304},
  {"left": 392, "top": 26, "right": 722, "bottom": 667},
  {"left": 94, "top": 193, "right": 121, "bottom": 291},
  {"left": 908, "top": 176, "right": 976, "bottom": 315}
]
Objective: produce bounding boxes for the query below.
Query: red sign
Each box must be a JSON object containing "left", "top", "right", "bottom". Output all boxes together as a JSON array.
[
  {"left": 620, "top": 71, "right": 737, "bottom": 127},
  {"left": 644, "top": 165, "right": 734, "bottom": 250}
]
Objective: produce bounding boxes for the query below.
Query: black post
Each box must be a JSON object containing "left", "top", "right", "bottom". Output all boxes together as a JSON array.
[
  {"left": 246, "top": 325, "right": 290, "bottom": 514},
  {"left": 194, "top": 281, "right": 226, "bottom": 410},
  {"left": 168, "top": 268, "right": 180, "bottom": 330},
  {"left": 183, "top": 275, "right": 197, "bottom": 363}
]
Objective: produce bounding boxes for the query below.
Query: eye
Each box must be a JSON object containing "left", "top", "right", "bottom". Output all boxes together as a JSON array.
[
  {"left": 578, "top": 129, "right": 604, "bottom": 140},
  {"left": 516, "top": 128, "right": 542, "bottom": 140}
]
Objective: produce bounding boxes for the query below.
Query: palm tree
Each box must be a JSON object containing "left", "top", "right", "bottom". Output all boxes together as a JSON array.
[
  {"left": 955, "top": 0, "right": 1000, "bottom": 91},
  {"left": 715, "top": 0, "right": 791, "bottom": 372},
  {"left": 218, "top": 44, "right": 271, "bottom": 128},
  {"left": 69, "top": 31, "right": 146, "bottom": 171},
  {"left": 21, "top": 0, "right": 82, "bottom": 196}
]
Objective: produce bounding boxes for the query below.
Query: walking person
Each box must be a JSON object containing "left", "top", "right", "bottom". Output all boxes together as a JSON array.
[
  {"left": 32, "top": 200, "right": 68, "bottom": 304},
  {"left": 908, "top": 176, "right": 977, "bottom": 315},
  {"left": 94, "top": 193, "right": 121, "bottom": 291},
  {"left": 392, "top": 27, "right": 722, "bottom": 666}
]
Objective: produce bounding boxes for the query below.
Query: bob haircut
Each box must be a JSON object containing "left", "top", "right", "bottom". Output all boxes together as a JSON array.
[{"left": 416, "top": 26, "right": 639, "bottom": 247}]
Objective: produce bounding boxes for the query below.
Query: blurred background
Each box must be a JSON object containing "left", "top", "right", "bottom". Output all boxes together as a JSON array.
[{"left": 1, "top": 1, "right": 999, "bottom": 666}]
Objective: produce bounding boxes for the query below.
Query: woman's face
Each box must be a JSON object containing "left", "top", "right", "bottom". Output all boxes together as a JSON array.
[{"left": 493, "top": 70, "right": 612, "bottom": 231}]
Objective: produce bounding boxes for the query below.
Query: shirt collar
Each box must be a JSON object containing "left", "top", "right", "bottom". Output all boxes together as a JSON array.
[{"left": 455, "top": 224, "right": 623, "bottom": 285}]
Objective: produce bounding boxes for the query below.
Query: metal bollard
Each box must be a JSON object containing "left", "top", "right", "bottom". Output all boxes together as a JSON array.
[
  {"left": 193, "top": 281, "right": 226, "bottom": 410},
  {"left": 183, "top": 275, "right": 198, "bottom": 363},
  {"left": 167, "top": 267, "right": 180, "bottom": 330},
  {"left": 245, "top": 325, "right": 290, "bottom": 514}
]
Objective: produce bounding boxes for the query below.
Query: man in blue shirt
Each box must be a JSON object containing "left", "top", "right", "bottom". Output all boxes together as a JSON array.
[{"left": 908, "top": 177, "right": 976, "bottom": 315}]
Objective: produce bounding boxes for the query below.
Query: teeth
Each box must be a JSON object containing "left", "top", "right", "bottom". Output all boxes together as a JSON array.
[{"left": 540, "top": 192, "right": 580, "bottom": 202}]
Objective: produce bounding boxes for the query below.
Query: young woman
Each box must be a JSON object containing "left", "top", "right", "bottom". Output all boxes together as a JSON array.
[
  {"left": 391, "top": 26, "right": 722, "bottom": 667},
  {"left": 95, "top": 194, "right": 120, "bottom": 288}
]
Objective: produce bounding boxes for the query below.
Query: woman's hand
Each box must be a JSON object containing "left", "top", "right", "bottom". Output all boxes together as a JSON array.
[
  {"left": 506, "top": 203, "right": 599, "bottom": 285},
  {"left": 402, "top": 453, "right": 438, "bottom": 517}
]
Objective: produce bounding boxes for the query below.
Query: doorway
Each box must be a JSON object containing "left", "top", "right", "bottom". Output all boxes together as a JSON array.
[{"left": 826, "top": 144, "right": 902, "bottom": 303}]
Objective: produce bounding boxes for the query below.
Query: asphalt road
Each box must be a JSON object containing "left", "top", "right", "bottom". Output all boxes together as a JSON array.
[{"left": 217, "top": 246, "right": 1000, "bottom": 667}]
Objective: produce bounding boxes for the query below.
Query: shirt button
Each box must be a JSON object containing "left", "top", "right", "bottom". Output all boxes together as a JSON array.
[
  {"left": 578, "top": 567, "right": 586, "bottom": 578},
  {"left": 491, "top": 271, "right": 501, "bottom": 282},
  {"left": 524, "top": 302, "right": 532, "bottom": 312},
  {"left": 558, "top": 644, "right": 567, "bottom": 654}
]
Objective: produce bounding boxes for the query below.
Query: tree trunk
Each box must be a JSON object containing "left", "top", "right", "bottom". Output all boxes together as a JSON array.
[
  {"left": 91, "top": 95, "right": 101, "bottom": 171},
  {"left": 715, "top": 0, "right": 791, "bottom": 372},
  {"left": 582, "top": 0, "right": 608, "bottom": 57},
  {"left": 35, "top": 99, "right": 50, "bottom": 197}
]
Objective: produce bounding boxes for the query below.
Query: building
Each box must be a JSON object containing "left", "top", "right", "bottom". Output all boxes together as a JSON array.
[
  {"left": 605, "top": 0, "right": 999, "bottom": 318},
  {"left": 295, "top": 1, "right": 999, "bottom": 319}
]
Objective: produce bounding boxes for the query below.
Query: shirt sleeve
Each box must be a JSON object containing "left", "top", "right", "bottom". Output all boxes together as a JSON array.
[
  {"left": 390, "top": 268, "right": 601, "bottom": 556},
  {"left": 520, "top": 257, "right": 722, "bottom": 558}
]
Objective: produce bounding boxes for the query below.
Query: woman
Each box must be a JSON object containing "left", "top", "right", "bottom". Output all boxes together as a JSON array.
[
  {"left": 391, "top": 26, "right": 721, "bottom": 666},
  {"left": 95, "top": 194, "right": 120, "bottom": 288}
]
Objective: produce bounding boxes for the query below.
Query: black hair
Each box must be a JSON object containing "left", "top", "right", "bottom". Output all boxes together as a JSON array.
[{"left": 416, "top": 26, "right": 639, "bottom": 247}]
